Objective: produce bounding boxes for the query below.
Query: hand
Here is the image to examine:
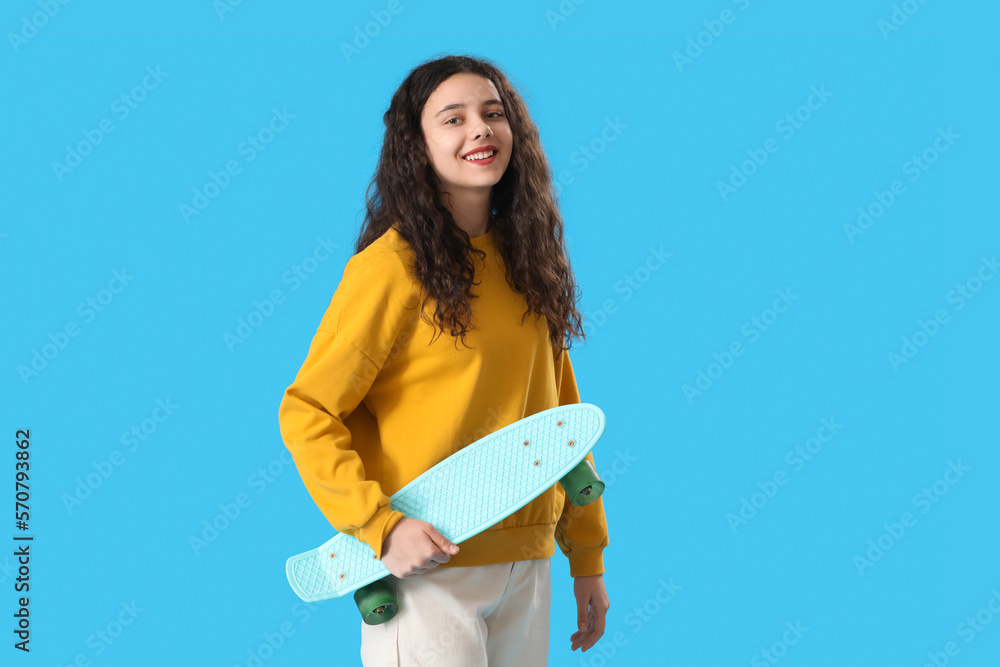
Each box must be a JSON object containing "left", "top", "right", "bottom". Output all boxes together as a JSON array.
[
  {"left": 380, "top": 517, "right": 460, "bottom": 579},
  {"left": 570, "top": 574, "right": 609, "bottom": 652}
]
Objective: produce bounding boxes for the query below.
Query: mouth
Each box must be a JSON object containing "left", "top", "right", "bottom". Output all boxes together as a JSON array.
[{"left": 462, "top": 148, "right": 498, "bottom": 164}]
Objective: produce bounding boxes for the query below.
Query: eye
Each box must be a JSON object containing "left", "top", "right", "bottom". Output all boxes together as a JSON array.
[{"left": 445, "top": 110, "right": 504, "bottom": 125}]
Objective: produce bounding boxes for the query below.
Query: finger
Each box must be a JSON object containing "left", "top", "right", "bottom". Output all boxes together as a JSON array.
[
  {"left": 572, "top": 630, "right": 594, "bottom": 652},
  {"left": 427, "top": 526, "right": 460, "bottom": 556},
  {"left": 594, "top": 604, "right": 607, "bottom": 638},
  {"left": 580, "top": 611, "right": 598, "bottom": 651},
  {"left": 428, "top": 551, "right": 450, "bottom": 565},
  {"left": 570, "top": 612, "right": 595, "bottom": 650},
  {"left": 576, "top": 598, "right": 590, "bottom": 633}
]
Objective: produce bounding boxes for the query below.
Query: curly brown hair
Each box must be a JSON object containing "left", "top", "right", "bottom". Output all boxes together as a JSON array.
[{"left": 353, "top": 54, "right": 585, "bottom": 359}]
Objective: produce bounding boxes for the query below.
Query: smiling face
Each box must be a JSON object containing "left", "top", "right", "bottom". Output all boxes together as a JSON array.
[{"left": 420, "top": 73, "right": 513, "bottom": 197}]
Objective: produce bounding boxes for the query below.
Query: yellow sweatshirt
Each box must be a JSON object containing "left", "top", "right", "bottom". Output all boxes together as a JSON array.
[{"left": 277, "top": 224, "right": 609, "bottom": 577}]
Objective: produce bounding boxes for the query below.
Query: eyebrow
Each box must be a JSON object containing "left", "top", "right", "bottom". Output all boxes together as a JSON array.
[{"left": 434, "top": 99, "right": 504, "bottom": 117}]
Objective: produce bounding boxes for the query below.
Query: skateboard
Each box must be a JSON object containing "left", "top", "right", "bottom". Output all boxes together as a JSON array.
[{"left": 285, "top": 402, "right": 607, "bottom": 624}]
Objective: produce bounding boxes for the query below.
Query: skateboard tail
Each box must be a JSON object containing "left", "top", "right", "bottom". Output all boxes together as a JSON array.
[{"left": 286, "top": 552, "right": 375, "bottom": 603}]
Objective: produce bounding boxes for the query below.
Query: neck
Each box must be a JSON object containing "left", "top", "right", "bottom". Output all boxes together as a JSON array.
[{"left": 440, "top": 188, "right": 491, "bottom": 238}]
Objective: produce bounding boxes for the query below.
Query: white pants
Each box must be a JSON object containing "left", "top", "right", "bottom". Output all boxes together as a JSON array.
[{"left": 360, "top": 557, "right": 551, "bottom": 666}]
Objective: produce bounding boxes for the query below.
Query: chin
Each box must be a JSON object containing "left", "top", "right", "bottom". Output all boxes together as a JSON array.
[{"left": 447, "top": 174, "right": 502, "bottom": 189}]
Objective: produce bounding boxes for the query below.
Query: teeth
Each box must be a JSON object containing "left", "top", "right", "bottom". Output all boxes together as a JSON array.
[{"left": 463, "top": 150, "right": 495, "bottom": 161}]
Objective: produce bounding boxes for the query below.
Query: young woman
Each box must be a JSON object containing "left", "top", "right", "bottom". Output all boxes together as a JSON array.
[{"left": 278, "top": 54, "right": 610, "bottom": 666}]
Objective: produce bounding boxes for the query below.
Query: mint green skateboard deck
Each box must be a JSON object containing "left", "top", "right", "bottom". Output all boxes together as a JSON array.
[{"left": 285, "top": 403, "right": 607, "bottom": 612}]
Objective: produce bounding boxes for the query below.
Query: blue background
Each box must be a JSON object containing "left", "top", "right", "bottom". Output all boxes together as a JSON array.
[{"left": 3, "top": 0, "right": 997, "bottom": 665}]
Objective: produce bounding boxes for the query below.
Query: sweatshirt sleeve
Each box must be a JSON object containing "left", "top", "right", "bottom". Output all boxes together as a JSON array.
[
  {"left": 552, "top": 347, "right": 611, "bottom": 577},
  {"left": 277, "top": 248, "right": 412, "bottom": 560}
]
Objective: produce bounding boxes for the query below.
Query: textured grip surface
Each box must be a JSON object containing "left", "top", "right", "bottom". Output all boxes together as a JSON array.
[{"left": 286, "top": 403, "right": 606, "bottom": 602}]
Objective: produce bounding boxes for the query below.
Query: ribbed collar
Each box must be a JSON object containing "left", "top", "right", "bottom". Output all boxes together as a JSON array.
[{"left": 469, "top": 226, "right": 495, "bottom": 248}]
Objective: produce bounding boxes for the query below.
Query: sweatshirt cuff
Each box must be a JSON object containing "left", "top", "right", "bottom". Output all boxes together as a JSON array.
[
  {"left": 357, "top": 504, "right": 407, "bottom": 561},
  {"left": 568, "top": 546, "right": 606, "bottom": 578}
]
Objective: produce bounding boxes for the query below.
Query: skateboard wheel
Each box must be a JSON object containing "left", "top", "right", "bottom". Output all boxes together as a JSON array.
[
  {"left": 353, "top": 579, "right": 398, "bottom": 625},
  {"left": 559, "top": 459, "right": 605, "bottom": 506}
]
